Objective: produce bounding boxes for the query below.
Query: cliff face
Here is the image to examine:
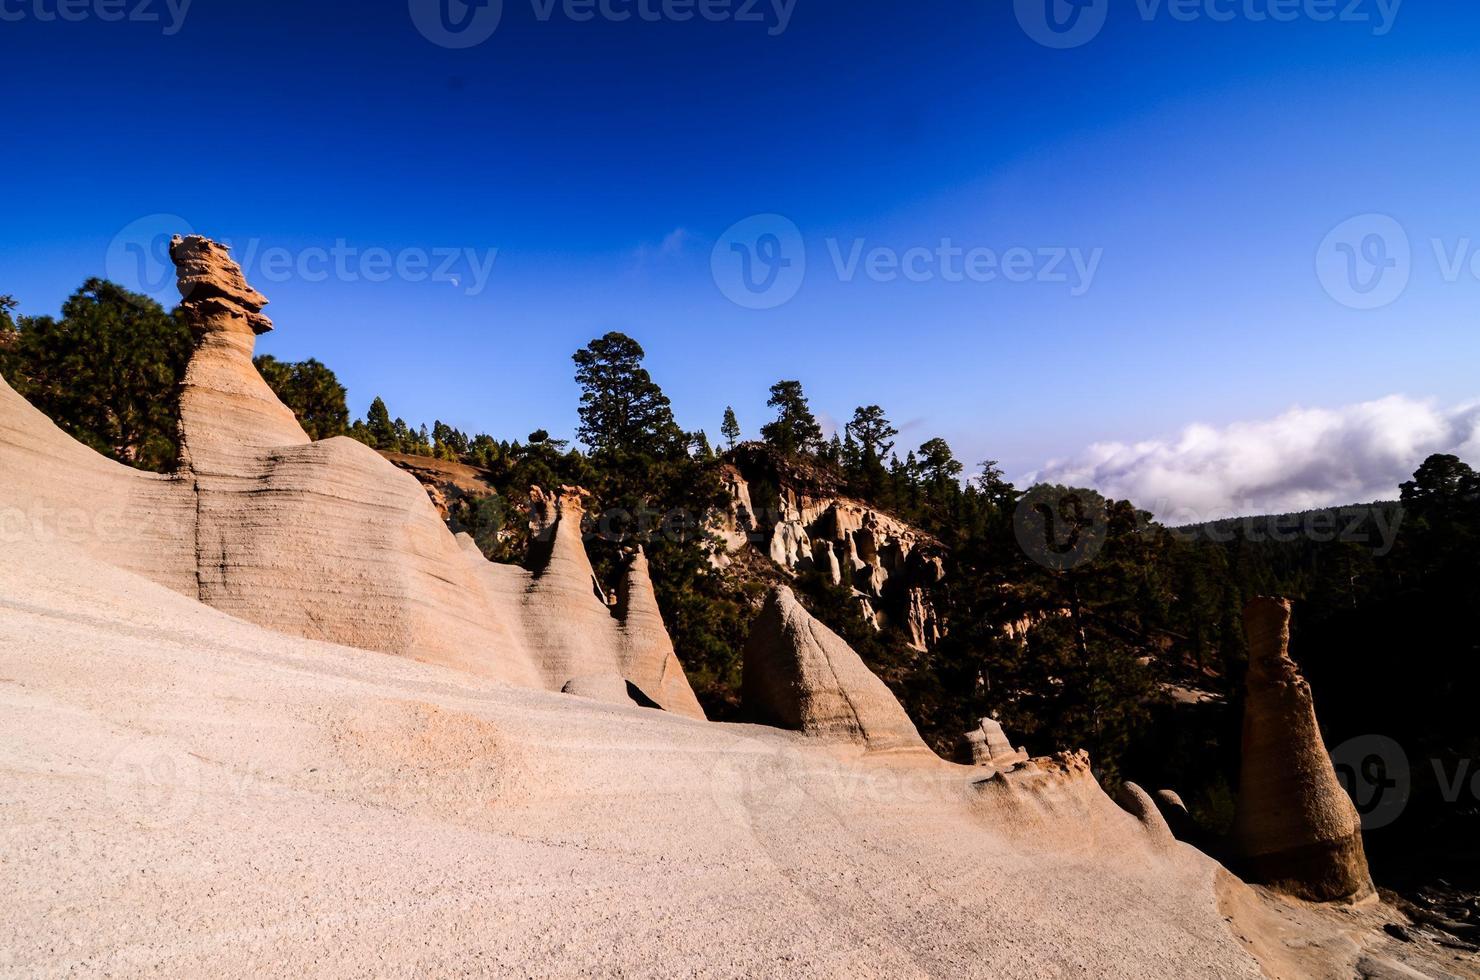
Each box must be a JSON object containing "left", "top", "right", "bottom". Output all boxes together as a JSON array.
[{"left": 717, "top": 444, "right": 947, "bottom": 651}]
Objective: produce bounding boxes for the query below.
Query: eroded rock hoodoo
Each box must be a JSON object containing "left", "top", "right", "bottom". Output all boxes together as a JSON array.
[
  {"left": 0, "top": 233, "right": 706, "bottom": 717},
  {"left": 957, "top": 717, "right": 1028, "bottom": 769},
  {"left": 1232, "top": 597, "right": 1374, "bottom": 902},
  {"left": 741, "top": 585, "right": 929, "bottom": 753}
]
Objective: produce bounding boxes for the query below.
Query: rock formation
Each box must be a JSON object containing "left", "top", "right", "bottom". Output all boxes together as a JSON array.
[
  {"left": 1152, "top": 789, "right": 1198, "bottom": 843},
  {"left": 741, "top": 585, "right": 929, "bottom": 752},
  {"left": 957, "top": 717, "right": 1029, "bottom": 769},
  {"left": 718, "top": 446, "right": 948, "bottom": 651},
  {"left": 1231, "top": 597, "right": 1373, "bottom": 902},
  {"left": 0, "top": 234, "right": 704, "bottom": 717},
  {"left": 969, "top": 751, "right": 1177, "bottom": 855},
  {"left": 615, "top": 546, "right": 707, "bottom": 718},
  {"left": 1113, "top": 781, "right": 1178, "bottom": 852}
]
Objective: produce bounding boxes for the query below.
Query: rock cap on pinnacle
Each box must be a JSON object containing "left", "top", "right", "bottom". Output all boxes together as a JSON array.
[{"left": 170, "top": 234, "right": 273, "bottom": 334}]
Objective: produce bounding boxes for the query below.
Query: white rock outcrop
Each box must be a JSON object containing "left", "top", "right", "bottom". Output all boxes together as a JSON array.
[{"left": 0, "top": 235, "right": 704, "bottom": 717}]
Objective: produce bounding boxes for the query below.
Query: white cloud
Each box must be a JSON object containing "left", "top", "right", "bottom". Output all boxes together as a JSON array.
[
  {"left": 1032, "top": 396, "right": 1480, "bottom": 523},
  {"left": 630, "top": 228, "right": 696, "bottom": 270}
]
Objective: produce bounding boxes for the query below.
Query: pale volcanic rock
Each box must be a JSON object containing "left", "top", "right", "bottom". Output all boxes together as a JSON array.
[
  {"left": 170, "top": 232, "right": 271, "bottom": 330},
  {"left": 723, "top": 447, "right": 948, "bottom": 652},
  {"left": 615, "top": 546, "right": 707, "bottom": 719},
  {"left": 1232, "top": 597, "right": 1374, "bottom": 903},
  {"left": 1154, "top": 788, "right": 1198, "bottom": 843},
  {"left": 0, "top": 372, "right": 197, "bottom": 595},
  {"left": 0, "top": 241, "right": 1456, "bottom": 976},
  {"left": 1114, "top": 781, "right": 1178, "bottom": 852},
  {"left": 0, "top": 234, "right": 705, "bottom": 712},
  {"left": 561, "top": 673, "right": 639, "bottom": 707},
  {"left": 0, "top": 533, "right": 1390, "bottom": 978},
  {"left": 969, "top": 751, "right": 1179, "bottom": 857},
  {"left": 958, "top": 717, "right": 1029, "bottom": 769},
  {"left": 741, "top": 585, "right": 929, "bottom": 753}
]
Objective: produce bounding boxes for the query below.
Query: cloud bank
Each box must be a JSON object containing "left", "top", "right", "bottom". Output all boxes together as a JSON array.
[{"left": 1033, "top": 396, "right": 1480, "bottom": 524}]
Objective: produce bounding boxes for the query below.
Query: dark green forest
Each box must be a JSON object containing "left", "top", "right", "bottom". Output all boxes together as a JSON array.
[{"left": 4, "top": 279, "right": 1477, "bottom": 884}]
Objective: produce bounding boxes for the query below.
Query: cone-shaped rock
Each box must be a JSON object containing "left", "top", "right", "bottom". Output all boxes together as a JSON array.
[
  {"left": 1232, "top": 597, "right": 1373, "bottom": 902},
  {"left": 616, "top": 546, "right": 706, "bottom": 719},
  {"left": 742, "top": 585, "right": 928, "bottom": 752}
]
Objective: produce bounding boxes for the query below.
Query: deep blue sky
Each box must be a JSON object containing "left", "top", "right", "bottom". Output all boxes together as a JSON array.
[{"left": 3, "top": 0, "right": 1477, "bottom": 509}]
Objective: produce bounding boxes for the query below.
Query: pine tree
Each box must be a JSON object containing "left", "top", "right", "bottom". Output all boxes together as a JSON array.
[
  {"left": 721, "top": 406, "right": 741, "bottom": 450},
  {"left": 254, "top": 355, "right": 350, "bottom": 440},
  {"left": 917, "top": 437, "right": 963, "bottom": 484},
  {"left": 365, "top": 397, "right": 396, "bottom": 450},
  {"left": 572, "top": 332, "right": 685, "bottom": 458},
  {"left": 845, "top": 405, "right": 898, "bottom": 460},
  {"left": 759, "top": 380, "right": 824, "bottom": 457}
]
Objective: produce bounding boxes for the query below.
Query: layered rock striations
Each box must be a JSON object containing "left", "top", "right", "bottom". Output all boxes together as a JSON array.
[
  {"left": 0, "top": 234, "right": 704, "bottom": 717},
  {"left": 1231, "top": 597, "right": 1373, "bottom": 902}
]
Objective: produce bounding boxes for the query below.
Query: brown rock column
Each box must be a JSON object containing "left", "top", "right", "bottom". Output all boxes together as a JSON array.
[{"left": 1232, "top": 597, "right": 1373, "bottom": 902}]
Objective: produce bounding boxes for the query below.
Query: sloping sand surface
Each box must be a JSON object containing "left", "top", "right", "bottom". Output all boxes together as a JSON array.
[{"left": 0, "top": 535, "right": 1268, "bottom": 978}]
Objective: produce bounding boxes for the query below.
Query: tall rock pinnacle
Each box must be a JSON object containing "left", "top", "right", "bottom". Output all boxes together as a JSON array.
[{"left": 1232, "top": 597, "right": 1374, "bottom": 902}]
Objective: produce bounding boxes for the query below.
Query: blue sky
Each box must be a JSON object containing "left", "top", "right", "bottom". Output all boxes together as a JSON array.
[{"left": 2, "top": 0, "right": 1478, "bottom": 517}]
